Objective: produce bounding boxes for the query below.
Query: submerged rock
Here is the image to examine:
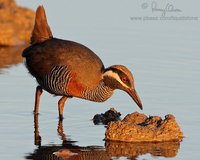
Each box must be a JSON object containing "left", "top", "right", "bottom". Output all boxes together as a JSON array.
[
  {"left": 0, "top": 0, "right": 34, "bottom": 46},
  {"left": 93, "top": 108, "right": 121, "bottom": 125},
  {"left": 106, "top": 112, "right": 183, "bottom": 142}
]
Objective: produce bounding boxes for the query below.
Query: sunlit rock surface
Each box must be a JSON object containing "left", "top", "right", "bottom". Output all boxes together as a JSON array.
[
  {"left": 0, "top": 0, "right": 34, "bottom": 46},
  {"left": 106, "top": 112, "right": 183, "bottom": 142}
]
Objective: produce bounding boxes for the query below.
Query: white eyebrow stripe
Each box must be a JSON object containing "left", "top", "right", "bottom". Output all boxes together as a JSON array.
[{"left": 103, "top": 70, "right": 129, "bottom": 88}]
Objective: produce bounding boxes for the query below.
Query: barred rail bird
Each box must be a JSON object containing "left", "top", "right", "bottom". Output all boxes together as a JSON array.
[{"left": 22, "top": 6, "right": 143, "bottom": 120}]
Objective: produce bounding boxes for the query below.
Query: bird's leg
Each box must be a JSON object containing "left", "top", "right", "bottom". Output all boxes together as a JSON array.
[
  {"left": 34, "top": 86, "right": 43, "bottom": 114},
  {"left": 58, "top": 96, "right": 67, "bottom": 120}
]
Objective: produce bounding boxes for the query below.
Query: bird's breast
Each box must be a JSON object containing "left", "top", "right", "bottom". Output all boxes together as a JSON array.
[{"left": 67, "top": 73, "right": 86, "bottom": 97}]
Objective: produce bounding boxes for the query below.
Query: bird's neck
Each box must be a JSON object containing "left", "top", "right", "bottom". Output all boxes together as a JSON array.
[{"left": 81, "top": 80, "right": 114, "bottom": 102}]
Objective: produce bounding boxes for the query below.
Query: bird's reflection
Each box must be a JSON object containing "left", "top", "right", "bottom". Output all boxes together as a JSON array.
[
  {"left": 57, "top": 120, "right": 67, "bottom": 142},
  {"left": 34, "top": 114, "right": 41, "bottom": 146},
  {"left": 30, "top": 115, "right": 110, "bottom": 160},
  {"left": 26, "top": 114, "right": 181, "bottom": 160}
]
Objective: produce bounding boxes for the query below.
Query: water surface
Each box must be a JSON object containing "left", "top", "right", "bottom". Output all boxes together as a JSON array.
[{"left": 0, "top": 0, "right": 200, "bottom": 159}]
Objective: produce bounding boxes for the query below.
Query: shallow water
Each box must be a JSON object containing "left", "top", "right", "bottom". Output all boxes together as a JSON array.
[{"left": 0, "top": 0, "right": 200, "bottom": 159}]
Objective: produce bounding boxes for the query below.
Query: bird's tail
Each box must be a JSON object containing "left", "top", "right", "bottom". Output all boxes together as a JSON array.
[{"left": 30, "top": 6, "right": 53, "bottom": 45}]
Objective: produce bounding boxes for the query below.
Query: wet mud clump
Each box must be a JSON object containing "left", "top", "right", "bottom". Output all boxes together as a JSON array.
[
  {"left": 93, "top": 108, "right": 121, "bottom": 125},
  {"left": 106, "top": 112, "right": 183, "bottom": 142}
]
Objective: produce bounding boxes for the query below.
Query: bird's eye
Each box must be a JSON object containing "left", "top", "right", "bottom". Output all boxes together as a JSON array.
[{"left": 121, "top": 76, "right": 127, "bottom": 83}]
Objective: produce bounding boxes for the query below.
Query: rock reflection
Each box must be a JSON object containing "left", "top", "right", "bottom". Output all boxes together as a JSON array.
[
  {"left": 0, "top": 46, "right": 25, "bottom": 69},
  {"left": 26, "top": 114, "right": 181, "bottom": 160},
  {"left": 106, "top": 141, "right": 180, "bottom": 159}
]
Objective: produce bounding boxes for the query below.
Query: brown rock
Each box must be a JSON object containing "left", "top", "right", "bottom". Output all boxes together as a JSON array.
[
  {"left": 105, "top": 112, "right": 183, "bottom": 142},
  {"left": 0, "top": 0, "right": 34, "bottom": 46},
  {"left": 123, "top": 112, "right": 147, "bottom": 124}
]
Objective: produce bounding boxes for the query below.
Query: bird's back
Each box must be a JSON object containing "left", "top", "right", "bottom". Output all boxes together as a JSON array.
[{"left": 23, "top": 38, "right": 105, "bottom": 92}]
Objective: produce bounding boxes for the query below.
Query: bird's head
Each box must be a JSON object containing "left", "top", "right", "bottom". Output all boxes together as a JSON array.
[{"left": 103, "top": 65, "right": 143, "bottom": 110}]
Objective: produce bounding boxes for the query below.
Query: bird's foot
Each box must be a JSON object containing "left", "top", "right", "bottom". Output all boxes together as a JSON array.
[
  {"left": 59, "top": 114, "right": 64, "bottom": 121},
  {"left": 33, "top": 111, "right": 40, "bottom": 115}
]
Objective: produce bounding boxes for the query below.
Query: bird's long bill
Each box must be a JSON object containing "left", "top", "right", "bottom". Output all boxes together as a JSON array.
[{"left": 127, "top": 89, "right": 143, "bottom": 110}]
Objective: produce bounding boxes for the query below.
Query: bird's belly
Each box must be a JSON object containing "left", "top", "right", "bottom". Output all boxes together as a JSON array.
[
  {"left": 37, "top": 78, "right": 70, "bottom": 96},
  {"left": 37, "top": 66, "right": 72, "bottom": 96}
]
